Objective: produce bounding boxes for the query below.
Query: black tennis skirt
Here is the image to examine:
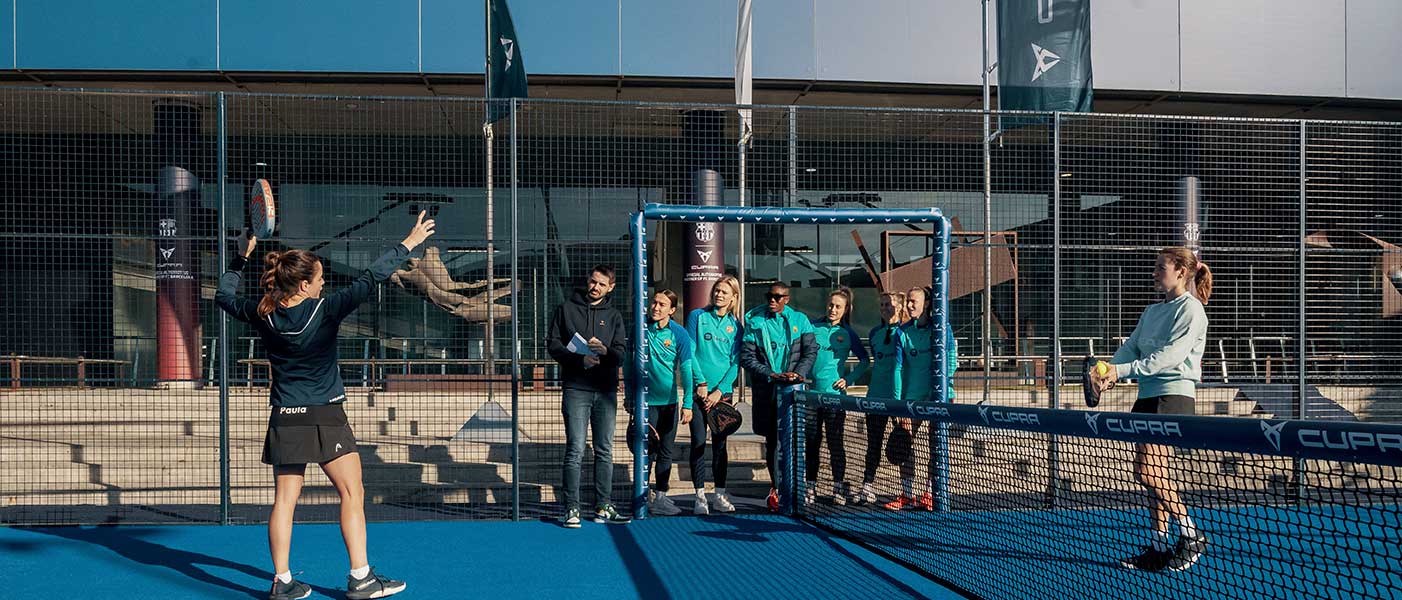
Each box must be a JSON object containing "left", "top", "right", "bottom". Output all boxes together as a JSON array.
[
  {"left": 261, "top": 403, "right": 358, "bottom": 466},
  {"left": 1131, "top": 395, "right": 1196, "bottom": 416}
]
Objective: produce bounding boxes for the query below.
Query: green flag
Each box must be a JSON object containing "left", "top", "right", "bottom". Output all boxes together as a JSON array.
[
  {"left": 487, "top": 0, "right": 527, "bottom": 123},
  {"left": 997, "top": 0, "right": 1092, "bottom": 114}
]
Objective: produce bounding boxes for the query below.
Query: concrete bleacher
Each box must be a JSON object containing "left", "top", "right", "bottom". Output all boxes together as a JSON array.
[{"left": 0, "top": 382, "right": 1388, "bottom": 521}]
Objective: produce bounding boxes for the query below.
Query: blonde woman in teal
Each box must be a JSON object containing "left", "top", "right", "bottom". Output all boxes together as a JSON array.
[
  {"left": 885, "top": 287, "right": 957, "bottom": 512},
  {"left": 684, "top": 275, "right": 742, "bottom": 514},
  {"left": 805, "top": 286, "right": 871, "bottom": 506},
  {"left": 856, "top": 290, "right": 907, "bottom": 506}
]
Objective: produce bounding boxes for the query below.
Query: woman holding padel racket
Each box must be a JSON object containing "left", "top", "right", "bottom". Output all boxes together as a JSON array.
[
  {"left": 216, "top": 180, "right": 434, "bottom": 600},
  {"left": 1088, "top": 247, "right": 1212, "bottom": 573}
]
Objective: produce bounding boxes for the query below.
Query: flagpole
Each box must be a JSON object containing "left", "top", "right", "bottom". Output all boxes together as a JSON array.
[
  {"left": 735, "top": 0, "right": 752, "bottom": 406},
  {"left": 981, "top": 0, "right": 993, "bottom": 404},
  {"left": 484, "top": 0, "right": 497, "bottom": 399}
]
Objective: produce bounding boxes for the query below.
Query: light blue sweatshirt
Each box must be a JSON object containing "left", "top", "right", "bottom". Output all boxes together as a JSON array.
[{"left": 1111, "top": 292, "right": 1208, "bottom": 399}]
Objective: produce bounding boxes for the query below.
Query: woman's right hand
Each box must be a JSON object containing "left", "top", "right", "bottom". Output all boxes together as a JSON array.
[
  {"left": 704, "top": 390, "right": 723, "bottom": 410},
  {"left": 401, "top": 211, "right": 437, "bottom": 251}
]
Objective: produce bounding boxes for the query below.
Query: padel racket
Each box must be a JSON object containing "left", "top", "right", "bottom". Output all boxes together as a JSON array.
[
  {"left": 1083, "top": 357, "right": 1114, "bottom": 408},
  {"left": 705, "top": 398, "right": 744, "bottom": 438},
  {"left": 249, "top": 179, "right": 277, "bottom": 238}
]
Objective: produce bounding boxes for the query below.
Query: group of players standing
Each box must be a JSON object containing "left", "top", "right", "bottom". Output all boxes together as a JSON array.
[{"left": 214, "top": 203, "right": 1214, "bottom": 599}]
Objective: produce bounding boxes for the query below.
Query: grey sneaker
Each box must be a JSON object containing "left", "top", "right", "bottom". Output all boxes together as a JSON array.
[
  {"left": 594, "top": 503, "right": 632, "bottom": 524},
  {"left": 650, "top": 492, "right": 682, "bottom": 516},
  {"left": 561, "top": 506, "right": 582, "bottom": 528},
  {"left": 1166, "top": 533, "right": 1209, "bottom": 572},
  {"left": 268, "top": 577, "right": 311, "bottom": 600},
  {"left": 346, "top": 567, "right": 406, "bottom": 599}
]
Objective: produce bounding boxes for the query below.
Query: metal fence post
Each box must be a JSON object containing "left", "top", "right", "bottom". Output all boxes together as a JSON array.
[
  {"left": 216, "top": 91, "right": 231, "bottom": 525},
  {"left": 1296, "top": 119, "right": 1308, "bottom": 503},
  {"left": 1049, "top": 112, "right": 1063, "bottom": 508},
  {"left": 510, "top": 98, "right": 521, "bottom": 522}
]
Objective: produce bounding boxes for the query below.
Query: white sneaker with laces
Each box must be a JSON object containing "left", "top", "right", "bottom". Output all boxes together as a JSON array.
[
  {"left": 693, "top": 491, "right": 710, "bottom": 515},
  {"left": 711, "top": 489, "right": 736, "bottom": 513},
  {"left": 804, "top": 482, "right": 817, "bottom": 507},
  {"left": 859, "top": 482, "right": 877, "bottom": 505},
  {"left": 832, "top": 482, "right": 849, "bottom": 506}
]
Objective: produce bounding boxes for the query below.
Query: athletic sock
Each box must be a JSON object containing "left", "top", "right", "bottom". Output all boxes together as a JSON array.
[
  {"left": 1178, "top": 515, "right": 1198, "bottom": 539},
  {"left": 350, "top": 565, "right": 371, "bottom": 580},
  {"left": 275, "top": 571, "right": 293, "bottom": 584}
]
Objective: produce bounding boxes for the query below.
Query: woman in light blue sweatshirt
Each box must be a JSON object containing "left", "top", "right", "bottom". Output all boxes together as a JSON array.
[{"left": 1091, "top": 247, "right": 1213, "bottom": 573}]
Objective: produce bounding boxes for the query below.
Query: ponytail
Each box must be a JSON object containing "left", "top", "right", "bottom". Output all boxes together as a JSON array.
[
  {"left": 1160, "top": 246, "right": 1212, "bottom": 305},
  {"left": 1195, "top": 261, "right": 1213, "bottom": 305},
  {"left": 257, "top": 250, "right": 320, "bottom": 317}
]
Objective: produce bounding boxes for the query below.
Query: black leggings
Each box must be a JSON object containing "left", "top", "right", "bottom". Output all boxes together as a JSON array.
[
  {"left": 896, "top": 421, "right": 939, "bottom": 484},
  {"left": 688, "top": 395, "right": 732, "bottom": 488},
  {"left": 863, "top": 414, "right": 889, "bottom": 484},
  {"left": 646, "top": 404, "right": 680, "bottom": 492},
  {"left": 805, "top": 408, "right": 847, "bottom": 483}
]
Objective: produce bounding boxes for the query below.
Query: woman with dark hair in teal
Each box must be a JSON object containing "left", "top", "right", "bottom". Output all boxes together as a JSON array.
[{"left": 805, "top": 286, "right": 870, "bottom": 506}]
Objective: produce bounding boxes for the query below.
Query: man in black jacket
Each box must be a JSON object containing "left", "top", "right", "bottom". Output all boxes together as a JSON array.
[
  {"left": 547, "top": 265, "right": 630, "bottom": 527},
  {"left": 739, "top": 282, "right": 818, "bottom": 512}
]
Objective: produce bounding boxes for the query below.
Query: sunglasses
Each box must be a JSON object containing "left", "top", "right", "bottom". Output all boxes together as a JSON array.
[{"left": 766, "top": 293, "right": 789, "bottom": 301}]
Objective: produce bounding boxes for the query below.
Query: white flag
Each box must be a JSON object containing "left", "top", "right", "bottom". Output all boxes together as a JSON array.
[{"left": 735, "top": 0, "right": 753, "bottom": 145}]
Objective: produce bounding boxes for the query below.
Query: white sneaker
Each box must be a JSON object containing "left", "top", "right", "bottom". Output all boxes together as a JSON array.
[
  {"left": 804, "top": 486, "right": 817, "bottom": 507},
  {"left": 832, "top": 482, "right": 849, "bottom": 506},
  {"left": 650, "top": 492, "right": 682, "bottom": 516},
  {"left": 693, "top": 491, "right": 710, "bottom": 515},
  {"left": 711, "top": 489, "right": 736, "bottom": 513},
  {"left": 858, "top": 483, "right": 877, "bottom": 505}
]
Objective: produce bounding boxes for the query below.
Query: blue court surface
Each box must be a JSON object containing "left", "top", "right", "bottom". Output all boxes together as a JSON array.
[
  {"left": 3, "top": 515, "right": 963, "bottom": 599},
  {"left": 814, "top": 503, "right": 1402, "bottom": 600}
]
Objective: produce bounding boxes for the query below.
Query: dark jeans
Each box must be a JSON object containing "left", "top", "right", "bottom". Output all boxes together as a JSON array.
[
  {"left": 805, "top": 407, "right": 847, "bottom": 483},
  {"left": 562, "top": 388, "right": 617, "bottom": 510},
  {"left": 863, "top": 414, "right": 890, "bottom": 484},
  {"left": 688, "top": 395, "right": 732, "bottom": 489},
  {"left": 646, "top": 404, "right": 680, "bottom": 492}
]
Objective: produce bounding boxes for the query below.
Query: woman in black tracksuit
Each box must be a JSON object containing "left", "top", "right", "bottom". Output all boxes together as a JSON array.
[{"left": 216, "top": 212, "right": 434, "bottom": 600}]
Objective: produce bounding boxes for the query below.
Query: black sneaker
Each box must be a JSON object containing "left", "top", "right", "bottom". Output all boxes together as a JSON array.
[
  {"left": 594, "top": 503, "right": 632, "bottom": 524},
  {"left": 1166, "top": 533, "right": 1210, "bottom": 572},
  {"left": 1119, "top": 546, "right": 1172, "bottom": 572},
  {"left": 269, "top": 576, "right": 311, "bottom": 600},
  {"left": 346, "top": 567, "right": 406, "bottom": 599}
]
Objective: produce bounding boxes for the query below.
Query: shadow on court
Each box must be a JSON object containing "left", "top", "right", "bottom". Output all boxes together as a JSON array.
[
  {"left": 606, "top": 515, "right": 933, "bottom": 599},
  {"left": 16, "top": 526, "right": 339, "bottom": 599}
]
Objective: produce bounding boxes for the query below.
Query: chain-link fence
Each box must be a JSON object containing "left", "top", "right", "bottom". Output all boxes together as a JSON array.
[{"left": 1, "top": 88, "right": 1398, "bottom": 525}]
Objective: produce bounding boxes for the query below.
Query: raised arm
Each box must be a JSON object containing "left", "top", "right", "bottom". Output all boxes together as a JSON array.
[
  {"left": 214, "top": 234, "right": 260, "bottom": 324},
  {"left": 323, "top": 211, "right": 435, "bottom": 321}
]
